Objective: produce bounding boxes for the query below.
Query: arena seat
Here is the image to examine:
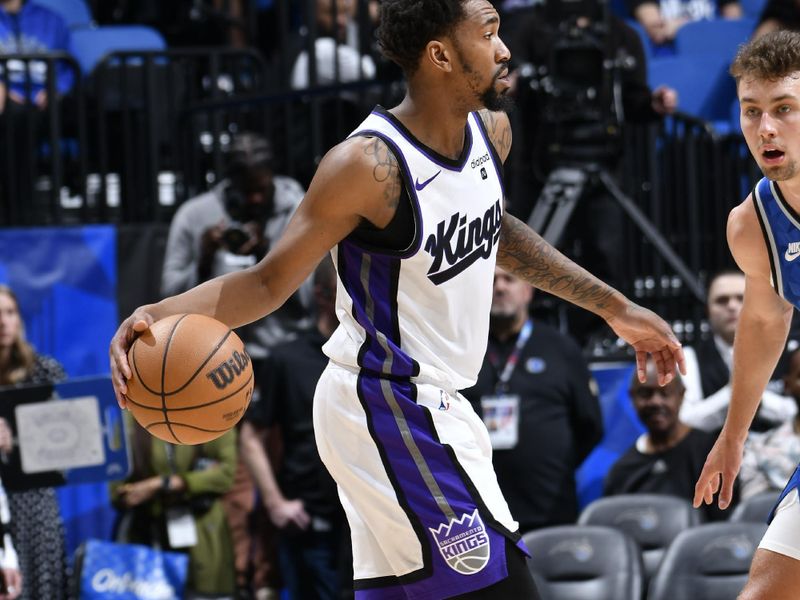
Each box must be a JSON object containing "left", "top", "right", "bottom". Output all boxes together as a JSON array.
[
  {"left": 648, "top": 522, "right": 767, "bottom": 600},
  {"left": 729, "top": 490, "right": 780, "bottom": 523},
  {"left": 648, "top": 54, "right": 733, "bottom": 121},
  {"left": 69, "top": 25, "right": 167, "bottom": 75},
  {"left": 578, "top": 494, "right": 701, "bottom": 581},
  {"left": 674, "top": 18, "right": 756, "bottom": 58},
  {"left": 523, "top": 525, "right": 644, "bottom": 600},
  {"left": 34, "top": 0, "right": 93, "bottom": 30}
]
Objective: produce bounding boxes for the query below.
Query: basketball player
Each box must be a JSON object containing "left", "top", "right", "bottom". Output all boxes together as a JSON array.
[
  {"left": 694, "top": 30, "right": 800, "bottom": 598},
  {"left": 111, "top": 1, "right": 685, "bottom": 597}
]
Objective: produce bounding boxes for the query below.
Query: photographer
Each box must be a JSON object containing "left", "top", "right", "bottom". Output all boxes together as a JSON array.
[
  {"left": 161, "top": 131, "right": 312, "bottom": 361},
  {"left": 510, "top": 0, "right": 676, "bottom": 343}
]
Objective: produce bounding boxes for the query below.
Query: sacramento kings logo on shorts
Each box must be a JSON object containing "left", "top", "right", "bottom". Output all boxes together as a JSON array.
[{"left": 429, "top": 509, "right": 490, "bottom": 575}]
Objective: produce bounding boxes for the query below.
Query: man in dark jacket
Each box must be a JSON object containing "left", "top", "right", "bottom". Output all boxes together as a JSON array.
[{"left": 464, "top": 267, "right": 604, "bottom": 532}]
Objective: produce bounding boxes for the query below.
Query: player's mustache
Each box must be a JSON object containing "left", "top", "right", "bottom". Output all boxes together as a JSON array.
[{"left": 494, "top": 63, "right": 510, "bottom": 81}]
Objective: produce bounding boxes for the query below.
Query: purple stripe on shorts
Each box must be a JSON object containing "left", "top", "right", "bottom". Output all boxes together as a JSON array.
[{"left": 355, "top": 376, "right": 509, "bottom": 598}]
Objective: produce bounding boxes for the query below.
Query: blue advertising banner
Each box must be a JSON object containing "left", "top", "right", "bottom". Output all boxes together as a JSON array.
[
  {"left": 77, "top": 539, "right": 188, "bottom": 600},
  {"left": 0, "top": 225, "right": 119, "bottom": 558}
]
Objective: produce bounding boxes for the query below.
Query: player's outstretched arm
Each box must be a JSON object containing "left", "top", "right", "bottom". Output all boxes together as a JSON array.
[
  {"left": 497, "top": 212, "right": 685, "bottom": 384},
  {"left": 694, "top": 198, "right": 793, "bottom": 510},
  {"left": 110, "top": 135, "right": 403, "bottom": 406}
]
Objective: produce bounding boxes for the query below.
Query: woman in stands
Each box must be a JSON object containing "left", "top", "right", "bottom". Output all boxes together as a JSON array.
[{"left": 0, "top": 285, "right": 67, "bottom": 600}]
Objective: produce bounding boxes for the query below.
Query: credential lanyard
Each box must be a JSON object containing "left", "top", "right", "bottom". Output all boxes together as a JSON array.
[{"left": 493, "top": 319, "right": 533, "bottom": 394}]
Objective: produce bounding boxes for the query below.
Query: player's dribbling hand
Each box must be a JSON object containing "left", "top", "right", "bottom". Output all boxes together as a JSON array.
[
  {"left": 693, "top": 431, "right": 745, "bottom": 511},
  {"left": 110, "top": 309, "right": 155, "bottom": 409},
  {"left": 606, "top": 302, "right": 686, "bottom": 385}
]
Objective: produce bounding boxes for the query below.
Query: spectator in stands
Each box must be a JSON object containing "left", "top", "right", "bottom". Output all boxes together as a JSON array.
[
  {"left": 680, "top": 270, "right": 796, "bottom": 432},
  {"left": 161, "top": 131, "right": 311, "bottom": 362},
  {"left": 752, "top": 0, "right": 800, "bottom": 38},
  {"left": 161, "top": 131, "right": 310, "bottom": 600},
  {"left": 111, "top": 417, "right": 238, "bottom": 599},
  {"left": 604, "top": 357, "right": 737, "bottom": 520},
  {"left": 289, "top": 0, "right": 377, "bottom": 90},
  {"left": 740, "top": 347, "right": 800, "bottom": 499},
  {"left": 463, "top": 268, "right": 604, "bottom": 532},
  {"left": 0, "top": 0, "right": 74, "bottom": 114},
  {"left": 628, "top": 0, "right": 742, "bottom": 48},
  {"left": 0, "top": 285, "right": 67, "bottom": 600},
  {"left": 0, "top": 470, "right": 21, "bottom": 600},
  {"left": 240, "top": 257, "right": 350, "bottom": 600}
]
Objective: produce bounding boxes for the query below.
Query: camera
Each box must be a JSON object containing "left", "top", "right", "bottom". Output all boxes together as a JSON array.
[
  {"left": 221, "top": 224, "right": 252, "bottom": 253},
  {"left": 520, "top": 0, "right": 635, "bottom": 169},
  {"left": 222, "top": 185, "right": 253, "bottom": 253}
]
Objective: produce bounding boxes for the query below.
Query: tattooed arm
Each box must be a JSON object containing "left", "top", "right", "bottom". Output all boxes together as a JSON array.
[
  {"left": 477, "top": 109, "right": 512, "bottom": 162},
  {"left": 110, "top": 135, "right": 402, "bottom": 406},
  {"left": 498, "top": 212, "right": 686, "bottom": 383}
]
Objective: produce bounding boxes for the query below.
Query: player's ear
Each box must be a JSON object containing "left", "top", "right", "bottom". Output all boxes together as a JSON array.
[{"left": 425, "top": 40, "right": 453, "bottom": 73}]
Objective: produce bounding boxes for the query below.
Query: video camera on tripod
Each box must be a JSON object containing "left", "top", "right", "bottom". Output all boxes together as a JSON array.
[{"left": 519, "top": 0, "right": 636, "bottom": 168}]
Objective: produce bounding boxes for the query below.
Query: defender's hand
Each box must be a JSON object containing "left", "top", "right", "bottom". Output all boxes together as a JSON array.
[
  {"left": 607, "top": 303, "right": 686, "bottom": 385},
  {"left": 694, "top": 432, "right": 745, "bottom": 510},
  {"left": 110, "top": 309, "right": 155, "bottom": 408}
]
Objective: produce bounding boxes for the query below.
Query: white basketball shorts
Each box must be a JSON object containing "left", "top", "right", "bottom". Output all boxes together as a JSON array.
[{"left": 312, "top": 362, "right": 528, "bottom": 599}]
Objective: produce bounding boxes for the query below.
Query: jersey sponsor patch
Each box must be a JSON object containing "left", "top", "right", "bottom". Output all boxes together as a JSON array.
[{"left": 429, "top": 509, "right": 491, "bottom": 575}]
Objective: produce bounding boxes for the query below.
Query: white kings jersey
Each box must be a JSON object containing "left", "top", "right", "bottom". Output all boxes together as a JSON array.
[{"left": 323, "top": 106, "right": 504, "bottom": 391}]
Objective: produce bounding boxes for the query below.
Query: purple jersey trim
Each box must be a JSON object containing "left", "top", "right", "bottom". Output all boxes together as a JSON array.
[
  {"left": 337, "top": 242, "right": 419, "bottom": 378},
  {"left": 353, "top": 374, "right": 511, "bottom": 598},
  {"left": 371, "top": 108, "right": 474, "bottom": 172}
]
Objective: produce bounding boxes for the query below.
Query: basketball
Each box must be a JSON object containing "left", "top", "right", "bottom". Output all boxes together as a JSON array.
[{"left": 124, "top": 313, "right": 254, "bottom": 445}]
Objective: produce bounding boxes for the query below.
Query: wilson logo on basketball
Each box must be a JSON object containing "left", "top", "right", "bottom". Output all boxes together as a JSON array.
[{"left": 206, "top": 350, "right": 251, "bottom": 390}]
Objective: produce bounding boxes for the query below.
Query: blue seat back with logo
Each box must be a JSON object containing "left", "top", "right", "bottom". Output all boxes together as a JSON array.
[{"left": 77, "top": 539, "right": 188, "bottom": 600}]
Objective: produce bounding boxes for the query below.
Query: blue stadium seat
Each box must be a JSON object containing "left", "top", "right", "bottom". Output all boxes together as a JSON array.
[
  {"left": 33, "top": 0, "right": 93, "bottom": 30},
  {"left": 625, "top": 19, "right": 654, "bottom": 63},
  {"left": 648, "top": 54, "right": 733, "bottom": 121},
  {"left": 675, "top": 18, "right": 756, "bottom": 58},
  {"left": 68, "top": 26, "right": 167, "bottom": 75},
  {"left": 741, "top": 0, "right": 768, "bottom": 20}
]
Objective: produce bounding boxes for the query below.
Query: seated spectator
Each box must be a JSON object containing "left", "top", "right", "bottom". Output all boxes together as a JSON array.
[
  {"left": 463, "top": 268, "right": 603, "bottom": 532},
  {"left": 740, "top": 347, "right": 800, "bottom": 499},
  {"left": 0, "top": 0, "right": 74, "bottom": 114},
  {"left": 604, "top": 358, "right": 737, "bottom": 520},
  {"left": 0, "top": 285, "right": 67, "bottom": 600},
  {"left": 680, "top": 270, "right": 796, "bottom": 432},
  {"left": 629, "top": 0, "right": 742, "bottom": 48},
  {"left": 110, "top": 416, "right": 238, "bottom": 599},
  {"left": 752, "top": 0, "right": 800, "bottom": 38},
  {"left": 289, "top": 0, "right": 376, "bottom": 89}
]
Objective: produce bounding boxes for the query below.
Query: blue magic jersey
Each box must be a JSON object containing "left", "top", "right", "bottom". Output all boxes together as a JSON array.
[
  {"left": 753, "top": 176, "right": 800, "bottom": 521},
  {"left": 323, "top": 107, "right": 504, "bottom": 391},
  {"left": 753, "top": 176, "right": 800, "bottom": 306}
]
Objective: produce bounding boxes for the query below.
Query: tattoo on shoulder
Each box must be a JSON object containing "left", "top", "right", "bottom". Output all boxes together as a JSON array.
[
  {"left": 363, "top": 137, "right": 402, "bottom": 210},
  {"left": 479, "top": 109, "right": 512, "bottom": 160},
  {"left": 497, "top": 214, "right": 615, "bottom": 311}
]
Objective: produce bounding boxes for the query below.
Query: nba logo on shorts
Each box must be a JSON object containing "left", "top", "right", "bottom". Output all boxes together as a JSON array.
[{"left": 429, "top": 509, "right": 491, "bottom": 575}]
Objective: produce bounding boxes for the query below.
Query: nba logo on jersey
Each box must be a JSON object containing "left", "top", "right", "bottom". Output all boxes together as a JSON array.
[{"left": 429, "top": 509, "right": 491, "bottom": 575}]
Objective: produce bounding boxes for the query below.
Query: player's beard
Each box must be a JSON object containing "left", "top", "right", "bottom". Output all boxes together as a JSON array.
[
  {"left": 481, "top": 65, "right": 514, "bottom": 112},
  {"left": 763, "top": 159, "right": 798, "bottom": 182}
]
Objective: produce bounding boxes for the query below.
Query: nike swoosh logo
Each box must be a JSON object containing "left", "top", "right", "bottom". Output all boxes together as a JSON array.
[
  {"left": 415, "top": 170, "right": 442, "bottom": 191},
  {"left": 786, "top": 248, "right": 800, "bottom": 262}
]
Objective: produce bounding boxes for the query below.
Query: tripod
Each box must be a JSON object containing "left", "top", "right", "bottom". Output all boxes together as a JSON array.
[{"left": 527, "top": 163, "right": 706, "bottom": 303}]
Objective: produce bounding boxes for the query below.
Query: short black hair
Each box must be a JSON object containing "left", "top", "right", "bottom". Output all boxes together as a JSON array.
[
  {"left": 226, "top": 131, "right": 274, "bottom": 178},
  {"left": 377, "top": 0, "right": 467, "bottom": 75}
]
